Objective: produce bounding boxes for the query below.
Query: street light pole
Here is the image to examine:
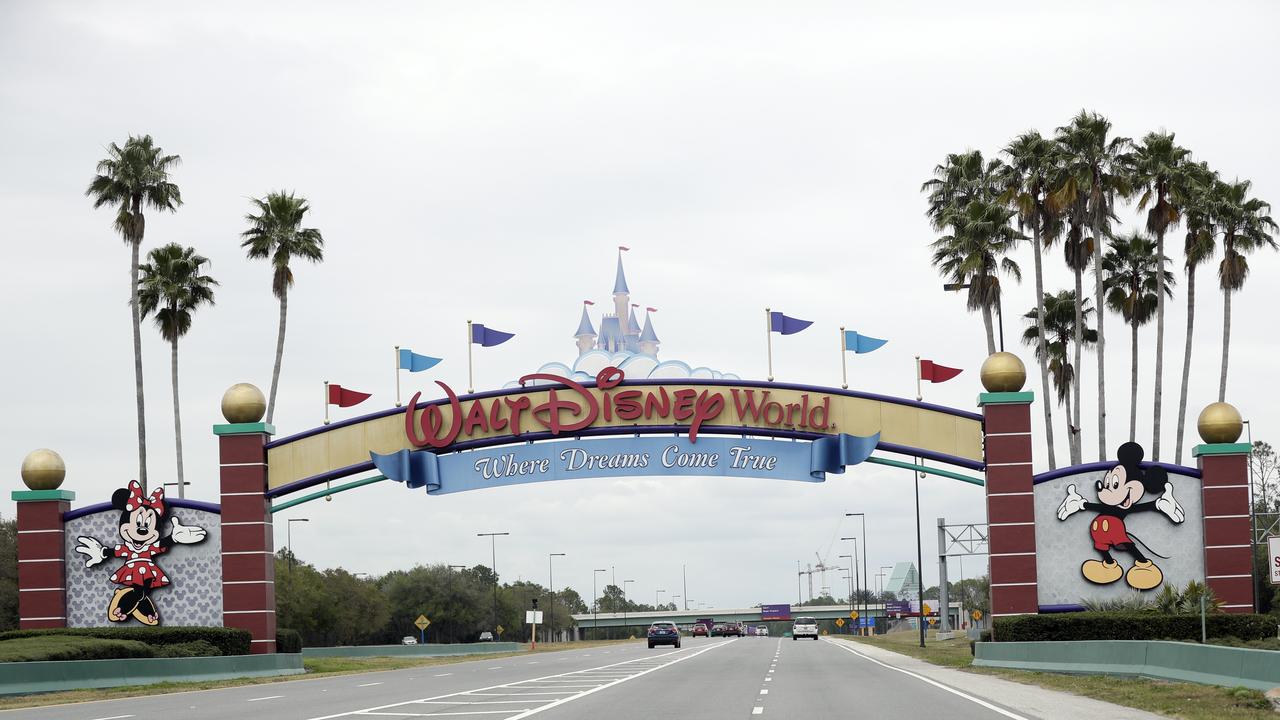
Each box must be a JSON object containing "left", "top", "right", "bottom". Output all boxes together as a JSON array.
[
  {"left": 839, "top": 554, "right": 854, "bottom": 634},
  {"left": 477, "top": 532, "right": 509, "bottom": 636},
  {"left": 623, "top": 579, "right": 635, "bottom": 637},
  {"left": 548, "top": 553, "right": 565, "bottom": 644},
  {"left": 593, "top": 569, "right": 606, "bottom": 641},
  {"left": 656, "top": 589, "right": 666, "bottom": 610},
  {"left": 840, "top": 535, "right": 862, "bottom": 635},
  {"left": 845, "top": 512, "right": 868, "bottom": 635},
  {"left": 286, "top": 518, "right": 309, "bottom": 575}
]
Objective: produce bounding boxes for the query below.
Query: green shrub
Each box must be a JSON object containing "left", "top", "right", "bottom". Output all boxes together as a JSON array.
[
  {"left": 994, "top": 612, "right": 1277, "bottom": 642},
  {"left": 276, "top": 628, "right": 303, "bottom": 654},
  {"left": 153, "top": 640, "right": 222, "bottom": 658},
  {"left": 0, "top": 626, "right": 251, "bottom": 656},
  {"left": 0, "top": 635, "right": 156, "bottom": 662}
]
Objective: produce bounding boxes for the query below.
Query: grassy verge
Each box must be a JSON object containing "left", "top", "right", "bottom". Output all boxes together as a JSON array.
[
  {"left": 0, "top": 639, "right": 633, "bottom": 713},
  {"left": 845, "top": 632, "right": 1275, "bottom": 720}
]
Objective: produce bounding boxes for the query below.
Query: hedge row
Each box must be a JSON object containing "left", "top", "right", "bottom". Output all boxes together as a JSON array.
[
  {"left": 0, "top": 626, "right": 252, "bottom": 656},
  {"left": 993, "top": 612, "right": 1278, "bottom": 642},
  {"left": 276, "top": 628, "right": 303, "bottom": 654},
  {"left": 0, "top": 636, "right": 157, "bottom": 663}
]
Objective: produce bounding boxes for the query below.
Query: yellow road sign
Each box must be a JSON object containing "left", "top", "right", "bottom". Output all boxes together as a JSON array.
[
  {"left": 849, "top": 611, "right": 859, "bottom": 620},
  {"left": 971, "top": 610, "right": 983, "bottom": 621},
  {"left": 414, "top": 615, "right": 431, "bottom": 630},
  {"left": 835, "top": 618, "right": 846, "bottom": 627},
  {"left": 922, "top": 603, "right": 932, "bottom": 615},
  {"left": 927, "top": 617, "right": 937, "bottom": 625},
  {"left": 496, "top": 625, "right": 505, "bottom": 635}
]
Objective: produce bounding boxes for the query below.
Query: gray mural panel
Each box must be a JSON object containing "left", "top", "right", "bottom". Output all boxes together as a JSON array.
[
  {"left": 1034, "top": 469, "right": 1203, "bottom": 607},
  {"left": 64, "top": 508, "right": 223, "bottom": 627}
]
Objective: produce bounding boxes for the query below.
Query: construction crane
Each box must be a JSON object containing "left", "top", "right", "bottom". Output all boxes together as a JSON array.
[{"left": 796, "top": 554, "right": 834, "bottom": 602}]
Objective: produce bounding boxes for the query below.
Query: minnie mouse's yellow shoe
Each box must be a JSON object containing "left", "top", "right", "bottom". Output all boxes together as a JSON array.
[
  {"left": 1081, "top": 559, "right": 1122, "bottom": 584},
  {"left": 107, "top": 588, "right": 134, "bottom": 622},
  {"left": 1126, "top": 561, "right": 1163, "bottom": 590}
]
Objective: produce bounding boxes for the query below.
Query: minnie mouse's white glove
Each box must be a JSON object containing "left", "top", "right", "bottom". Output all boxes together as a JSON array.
[
  {"left": 1057, "top": 484, "right": 1086, "bottom": 520},
  {"left": 75, "top": 537, "right": 107, "bottom": 567},
  {"left": 170, "top": 517, "right": 207, "bottom": 544},
  {"left": 1156, "top": 482, "right": 1185, "bottom": 523}
]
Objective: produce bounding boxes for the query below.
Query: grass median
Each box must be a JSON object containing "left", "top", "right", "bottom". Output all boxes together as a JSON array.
[
  {"left": 843, "top": 630, "right": 1274, "bottom": 720},
  {"left": 0, "top": 639, "right": 635, "bottom": 713}
]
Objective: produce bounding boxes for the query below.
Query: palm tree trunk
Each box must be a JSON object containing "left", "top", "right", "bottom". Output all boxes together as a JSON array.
[
  {"left": 130, "top": 237, "right": 148, "bottom": 491},
  {"left": 981, "top": 303, "right": 996, "bottom": 356},
  {"left": 1152, "top": 226, "right": 1167, "bottom": 459},
  {"left": 1063, "top": 379, "right": 1074, "bottom": 461},
  {"left": 1129, "top": 317, "right": 1138, "bottom": 443},
  {"left": 171, "top": 335, "right": 184, "bottom": 498},
  {"left": 1032, "top": 225, "right": 1057, "bottom": 469},
  {"left": 1219, "top": 285, "right": 1231, "bottom": 402},
  {"left": 267, "top": 286, "right": 288, "bottom": 424},
  {"left": 1072, "top": 265, "right": 1084, "bottom": 465},
  {"left": 1174, "top": 265, "right": 1198, "bottom": 463},
  {"left": 1092, "top": 211, "right": 1107, "bottom": 461}
]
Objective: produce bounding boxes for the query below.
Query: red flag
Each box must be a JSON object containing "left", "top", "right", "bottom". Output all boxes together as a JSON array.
[
  {"left": 646, "top": 307, "right": 657, "bottom": 312},
  {"left": 583, "top": 300, "right": 595, "bottom": 305},
  {"left": 919, "top": 360, "right": 962, "bottom": 383},
  {"left": 328, "top": 384, "right": 372, "bottom": 407},
  {"left": 618, "top": 245, "right": 630, "bottom": 251}
]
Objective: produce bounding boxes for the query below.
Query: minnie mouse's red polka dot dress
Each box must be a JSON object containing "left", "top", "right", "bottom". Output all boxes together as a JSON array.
[{"left": 108, "top": 543, "right": 170, "bottom": 588}]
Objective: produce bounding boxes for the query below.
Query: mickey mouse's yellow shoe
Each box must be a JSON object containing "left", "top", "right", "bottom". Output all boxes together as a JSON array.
[
  {"left": 1081, "top": 559, "right": 1123, "bottom": 584},
  {"left": 1125, "top": 560, "right": 1163, "bottom": 590}
]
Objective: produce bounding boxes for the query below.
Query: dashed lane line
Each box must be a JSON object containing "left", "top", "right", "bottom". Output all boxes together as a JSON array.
[
  {"left": 823, "top": 640, "right": 1030, "bottom": 720},
  {"left": 247, "top": 695, "right": 284, "bottom": 702}
]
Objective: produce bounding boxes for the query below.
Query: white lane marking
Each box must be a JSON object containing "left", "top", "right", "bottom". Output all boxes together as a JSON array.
[
  {"left": 247, "top": 695, "right": 284, "bottom": 702},
  {"left": 752, "top": 708, "right": 764, "bottom": 715},
  {"left": 435, "top": 673, "right": 454, "bottom": 677},
  {"left": 527, "top": 661, "right": 539, "bottom": 664},
  {"left": 87, "top": 716, "right": 135, "bottom": 720},
  {"left": 357, "top": 681, "right": 384, "bottom": 687},
  {"left": 361, "top": 712, "right": 524, "bottom": 717},
  {"left": 760, "top": 689, "right": 769, "bottom": 694},
  {"left": 765, "top": 677, "right": 772, "bottom": 681},
  {"left": 823, "top": 640, "right": 1030, "bottom": 720},
  {"left": 487, "top": 666, "right": 504, "bottom": 670}
]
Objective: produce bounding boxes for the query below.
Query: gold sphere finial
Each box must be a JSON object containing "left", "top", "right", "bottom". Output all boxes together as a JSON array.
[
  {"left": 21, "top": 449, "right": 65, "bottom": 490},
  {"left": 221, "top": 383, "right": 266, "bottom": 424},
  {"left": 1197, "top": 401, "right": 1243, "bottom": 444},
  {"left": 980, "top": 352, "right": 1026, "bottom": 393}
]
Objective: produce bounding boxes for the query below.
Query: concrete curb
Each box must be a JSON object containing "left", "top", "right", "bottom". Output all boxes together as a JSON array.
[
  {"left": 0, "top": 653, "right": 304, "bottom": 696},
  {"left": 302, "top": 642, "right": 520, "bottom": 658},
  {"left": 975, "top": 640, "right": 1280, "bottom": 691}
]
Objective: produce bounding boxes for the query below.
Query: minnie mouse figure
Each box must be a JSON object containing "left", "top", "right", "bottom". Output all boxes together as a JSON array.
[
  {"left": 1057, "top": 442, "right": 1185, "bottom": 590},
  {"left": 75, "top": 481, "right": 207, "bottom": 625}
]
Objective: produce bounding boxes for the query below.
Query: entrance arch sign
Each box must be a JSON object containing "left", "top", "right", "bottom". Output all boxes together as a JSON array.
[{"left": 265, "top": 367, "right": 985, "bottom": 496}]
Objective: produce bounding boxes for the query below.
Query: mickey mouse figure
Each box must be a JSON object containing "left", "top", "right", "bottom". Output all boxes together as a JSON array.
[
  {"left": 1057, "top": 442, "right": 1185, "bottom": 590},
  {"left": 75, "top": 481, "right": 207, "bottom": 625}
]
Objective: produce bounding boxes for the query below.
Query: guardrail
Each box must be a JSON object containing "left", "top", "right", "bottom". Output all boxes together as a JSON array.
[
  {"left": 0, "top": 653, "right": 304, "bottom": 696},
  {"left": 974, "top": 640, "right": 1280, "bottom": 691},
  {"left": 302, "top": 642, "right": 520, "bottom": 658}
]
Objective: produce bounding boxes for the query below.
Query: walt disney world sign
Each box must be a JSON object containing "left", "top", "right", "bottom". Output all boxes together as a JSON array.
[{"left": 265, "top": 367, "right": 985, "bottom": 494}]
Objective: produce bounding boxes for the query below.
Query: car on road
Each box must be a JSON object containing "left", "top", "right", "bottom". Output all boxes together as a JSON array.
[
  {"left": 710, "top": 623, "right": 728, "bottom": 636},
  {"left": 647, "top": 621, "right": 681, "bottom": 648},
  {"left": 401, "top": 636, "right": 418, "bottom": 645},
  {"left": 478, "top": 631, "right": 495, "bottom": 642},
  {"left": 756, "top": 625, "right": 769, "bottom": 637},
  {"left": 793, "top": 616, "right": 819, "bottom": 640},
  {"left": 691, "top": 623, "right": 710, "bottom": 637},
  {"left": 719, "top": 622, "right": 744, "bottom": 637}
]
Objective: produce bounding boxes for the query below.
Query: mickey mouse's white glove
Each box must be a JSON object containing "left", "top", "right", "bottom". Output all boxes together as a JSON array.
[
  {"left": 170, "top": 517, "right": 207, "bottom": 544},
  {"left": 1057, "top": 484, "right": 1086, "bottom": 520},
  {"left": 75, "top": 536, "right": 107, "bottom": 567},
  {"left": 1156, "top": 482, "right": 1185, "bottom": 523}
]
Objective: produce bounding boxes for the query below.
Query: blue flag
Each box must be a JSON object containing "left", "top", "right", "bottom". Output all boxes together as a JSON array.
[
  {"left": 843, "top": 330, "right": 888, "bottom": 354},
  {"left": 471, "top": 323, "right": 515, "bottom": 347},
  {"left": 398, "top": 348, "right": 442, "bottom": 372},
  {"left": 769, "top": 311, "right": 813, "bottom": 336}
]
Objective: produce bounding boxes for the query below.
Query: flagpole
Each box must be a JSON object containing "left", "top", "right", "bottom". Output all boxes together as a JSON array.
[
  {"left": 915, "top": 356, "right": 922, "bottom": 402},
  {"left": 840, "top": 326, "right": 848, "bottom": 390},
  {"left": 394, "top": 345, "right": 402, "bottom": 408},
  {"left": 765, "top": 308, "right": 774, "bottom": 382},
  {"left": 323, "top": 380, "right": 330, "bottom": 425},
  {"left": 467, "top": 320, "right": 474, "bottom": 394}
]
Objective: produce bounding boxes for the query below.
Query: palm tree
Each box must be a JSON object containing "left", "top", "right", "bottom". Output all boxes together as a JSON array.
[
  {"left": 1002, "top": 131, "right": 1062, "bottom": 469},
  {"left": 1053, "top": 192, "right": 1092, "bottom": 464},
  {"left": 1102, "top": 233, "right": 1174, "bottom": 443},
  {"left": 1128, "top": 132, "right": 1192, "bottom": 460},
  {"left": 1052, "top": 111, "right": 1131, "bottom": 461},
  {"left": 1022, "top": 290, "right": 1097, "bottom": 454},
  {"left": 138, "top": 244, "right": 218, "bottom": 496},
  {"left": 1173, "top": 164, "right": 1218, "bottom": 463},
  {"left": 1207, "top": 179, "right": 1277, "bottom": 401},
  {"left": 241, "top": 192, "right": 325, "bottom": 423},
  {"left": 86, "top": 136, "right": 182, "bottom": 491},
  {"left": 922, "top": 151, "right": 1011, "bottom": 353},
  {"left": 929, "top": 198, "right": 1024, "bottom": 354}
]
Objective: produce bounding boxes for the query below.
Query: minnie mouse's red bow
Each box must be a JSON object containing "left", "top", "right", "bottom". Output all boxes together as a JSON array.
[{"left": 124, "top": 480, "right": 164, "bottom": 514}]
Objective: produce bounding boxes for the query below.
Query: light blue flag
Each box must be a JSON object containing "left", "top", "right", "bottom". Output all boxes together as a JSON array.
[
  {"left": 843, "top": 330, "right": 888, "bottom": 354},
  {"left": 398, "top": 348, "right": 442, "bottom": 372}
]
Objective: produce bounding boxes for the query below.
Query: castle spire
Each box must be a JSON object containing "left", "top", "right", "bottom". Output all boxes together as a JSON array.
[
  {"left": 574, "top": 301, "right": 597, "bottom": 356},
  {"left": 613, "top": 247, "right": 630, "bottom": 294},
  {"left": 639, "top": 307, "right": 660, "bottom": 356}
]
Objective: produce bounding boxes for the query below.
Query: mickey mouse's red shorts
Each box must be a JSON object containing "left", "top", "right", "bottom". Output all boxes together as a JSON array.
[{"left": 1090, "top": 514, "right": 1131, "bottom": 551}]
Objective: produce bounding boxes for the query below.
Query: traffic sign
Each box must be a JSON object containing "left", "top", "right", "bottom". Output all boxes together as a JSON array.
[
  {"left": 927, "top": 617, "right": 937, "bottom": 626},
  {"left": 525, "top": 610, "right": 544, "bottom": 624},
  {"left": 971, "top": 610, "right": 983, "bottom": 621},
  {"left": 849, "top": 611, "right": 859, "bottom": 620},
  {"left": 496, "top": 624, "right": 505, "bottom": 635},
  {"left": 414, "top": 615, "right": 431, "bottom": 630},
  {"left": 1269, "top": 537, "right": 1280, "bottom": 585},
  {"left": 835, "top": 618, "right": 845, "bottom": 627},
  {"left": 922, "top": 602, "right": 932, "bottom": 615}
]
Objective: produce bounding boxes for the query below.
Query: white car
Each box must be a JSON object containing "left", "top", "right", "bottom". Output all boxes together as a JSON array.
[
  {"left": 792, "top": 616, "right": 819, "bottom": 640},
  {"left": 757, "top": 625, "right": 769, "bottom": 637},
  {"left": 401, "top": 636, "right": 418, "bottom": 645}
]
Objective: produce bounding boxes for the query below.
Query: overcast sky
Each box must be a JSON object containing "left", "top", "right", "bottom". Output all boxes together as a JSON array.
[{"left": 3, "top": 2, "right": 1279, "bottom": 611}]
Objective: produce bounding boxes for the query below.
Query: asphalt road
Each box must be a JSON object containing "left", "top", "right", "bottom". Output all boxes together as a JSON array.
[{"left": 3, "top": 637, "right": 1145, "bottom": 720}]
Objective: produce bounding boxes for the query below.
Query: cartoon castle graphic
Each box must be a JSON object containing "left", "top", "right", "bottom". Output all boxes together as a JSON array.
[{"left": 573, "top": 251, "right": 660, "bottom": 358}]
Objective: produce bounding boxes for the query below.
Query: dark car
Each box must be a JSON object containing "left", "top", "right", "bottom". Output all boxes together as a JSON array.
[
  {"left": 722, "top": 622, "right": 744, "bottom": 637},
  {"left": 647, "top": 621, "right": 681, "bottom": 648},
  {"left": 710, "top": 623, "right": 728, "bottom": 637},
  {"left": 691, "top": 623, "right": 710, "bottom": 637}
]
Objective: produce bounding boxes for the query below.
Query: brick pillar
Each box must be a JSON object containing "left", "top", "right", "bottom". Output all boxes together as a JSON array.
[
  {"left": 13, "top": 489, "right": 75, "bottom": 629},
  {"left": 216, "top": 421, "right": 276, "bottom": 653},
  {"left": 1194, "top": 442, "right": 1254, "bottom": 614},
  {"left": 979, "top": 391, "right": 1038, "bottom": 624}
]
